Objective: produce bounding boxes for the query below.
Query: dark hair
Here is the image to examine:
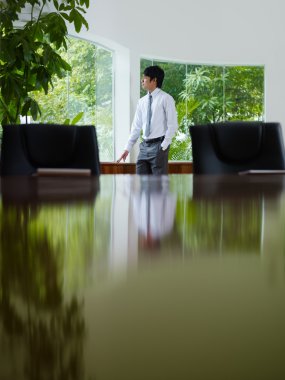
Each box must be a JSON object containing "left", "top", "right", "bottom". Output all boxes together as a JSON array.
[{"left": 143, "top": 65, "right": 165, "bottom": 88}]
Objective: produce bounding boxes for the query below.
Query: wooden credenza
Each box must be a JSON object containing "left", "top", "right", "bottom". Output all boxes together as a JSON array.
[{"left": 100, "top": 162, "right": 193, "bottom": 174}]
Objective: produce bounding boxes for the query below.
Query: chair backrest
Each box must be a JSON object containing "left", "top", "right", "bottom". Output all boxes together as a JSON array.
[
  {"left": 0, "top": 124, "right": 100, "bottom": 176},
  {"left": 189, "top": 121, "right": 285, "bottom": 174}
]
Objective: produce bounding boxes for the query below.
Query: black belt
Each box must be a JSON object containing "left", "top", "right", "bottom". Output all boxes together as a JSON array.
[{"left": 144, "top": 136, "right": 165, "bottom": 144}]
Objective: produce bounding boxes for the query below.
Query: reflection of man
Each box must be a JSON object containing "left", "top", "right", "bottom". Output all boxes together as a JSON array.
[
  {"left": 130, "top": 176, "right": 177, "bottom": 250},
  {"left": 117, "top": 66, "right": 178, "bottom": 174}
]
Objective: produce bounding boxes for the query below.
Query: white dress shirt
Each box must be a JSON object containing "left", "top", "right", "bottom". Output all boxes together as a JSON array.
[
  {"left": 125, "top": 88, "right": 179, "bottom": 152},
  {"left": 132, "top": 191, "right": 177, "bottom": 239}
]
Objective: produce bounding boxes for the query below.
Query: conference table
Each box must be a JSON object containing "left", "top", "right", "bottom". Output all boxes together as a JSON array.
[{"left": 0, "top": 174, "right": 285, "bottom": 380}]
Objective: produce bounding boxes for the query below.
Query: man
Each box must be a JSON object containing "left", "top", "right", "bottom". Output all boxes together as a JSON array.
[{"left": 117, "top": 65, "right": 178, "bottom": 174}]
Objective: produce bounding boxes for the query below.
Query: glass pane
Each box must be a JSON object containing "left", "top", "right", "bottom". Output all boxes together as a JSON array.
[
  {"left": 33, "top": 38, "right": 96, "bottom": 124},
  {"left": 140, "top": 58, "right": 153, "bottom": 97},
  {"left": 184, "top": 64, "right": 224, "bottom": 125},
  {"left": 141, "top": 59, "right": 265, "bottom": 162},
  {"left": 95, "top": 46, "right": 113, "bottom": 161},
  {"left": 32, "top": 38, "right": 114, "bottom": 161},
  {"left": 224, "top": 66, "right": 264, "bottom": 121},
  {"left": 153, "top": 60, "right": 186, "bottom": 103},
  {"left": 153, "top": 61, "right": 190, "bottom": 161},
  {"left": 65, "top": 39, "right": 96, "bottom": 124}
]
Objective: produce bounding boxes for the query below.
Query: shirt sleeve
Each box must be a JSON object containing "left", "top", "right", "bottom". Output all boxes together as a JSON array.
[
  {"left": 161, "top": 95, "right": 179, "bottom": 150},
  {"left": 125, "top": 101, "right": 143, "bottom": 152}
]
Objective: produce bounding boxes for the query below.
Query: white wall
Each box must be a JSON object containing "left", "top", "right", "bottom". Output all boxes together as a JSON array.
[{"left": 83, "top": 0, "right": 285, "bottom": 159}]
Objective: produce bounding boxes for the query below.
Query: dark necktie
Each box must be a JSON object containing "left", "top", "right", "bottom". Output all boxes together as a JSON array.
[{"left": 145, "top": 93, "right": 152, "bottom": 137}]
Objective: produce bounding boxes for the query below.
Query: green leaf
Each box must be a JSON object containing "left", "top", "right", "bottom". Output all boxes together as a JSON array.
[
  {"left": 53, "top": 0, "right": 59, "bottom": 10},
  {"left": 80, "top": 0, "right": 90, "bottom": 7},
  {"left": 22, "top": 39, "right": 33, "bottom": 62},
  {"left": 71, "top": 111, "right": 84, "bottom": 124},
  {"left": 21, "top": 97, "right": 32, "bottom": 117},
  {"left": 71, "top": 9, "right": 84, "bottom": 32},
  {"left": 81, "top": 16, "right": 88, "bottom": 30},
  {"left": 76, "top": 6, "right": 87, "bottom": 13},
  {"left": 59, "top": 5, "right": 74, "bottom": 12},
  {"left": 30, "top": 98, "right": 41, "bottom": 120},
  {"left": 60, "top": 12, "right": 70, "bottom": 22},
  {"left": 34, "top": 66, "right": 51, "bottom": 94}
]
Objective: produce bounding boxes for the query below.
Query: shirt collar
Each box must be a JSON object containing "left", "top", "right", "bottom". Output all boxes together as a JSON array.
[{"left": 149, "top": 88, "right": 161, "bottom": 97}]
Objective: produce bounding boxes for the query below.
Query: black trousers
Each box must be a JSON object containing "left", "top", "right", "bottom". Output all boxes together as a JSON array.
[{"left": 136, "top": 139, "right": 170, "bottom": 175}]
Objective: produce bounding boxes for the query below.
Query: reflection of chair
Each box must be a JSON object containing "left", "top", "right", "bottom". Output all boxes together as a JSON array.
[
  {"left": 0, "top": 124, "right": 100, "bottom": 176},
  {"left": 192, "top": 174, "right": 285, "bottom": 200},
  {"left": 1, "top": 176, "right": 100, "bottom": 205},
  {"left": 189, "top": 121, "right": 285, "bottom": 174}
]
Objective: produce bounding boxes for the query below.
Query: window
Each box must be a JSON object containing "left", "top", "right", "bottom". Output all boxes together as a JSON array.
[
  {"left": 33, "top": 37, "right": 114, "bottom": 161},
  {"left": 141, "top": 59, "right": 265, "bottom": 161}
]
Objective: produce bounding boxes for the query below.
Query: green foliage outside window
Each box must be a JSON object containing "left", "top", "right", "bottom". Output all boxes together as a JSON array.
[
  {"left": 33, "top": 38, "right": 96, "bottom": 124},
  {"left": 32, "top": 38, "right": 114, "bottom": 161},
  {"left": 141, "top": 59, "right": 264, "bottom": 161}
]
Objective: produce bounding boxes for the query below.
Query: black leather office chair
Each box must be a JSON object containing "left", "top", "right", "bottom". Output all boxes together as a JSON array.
[
  {"left": 0, "top": 124, "right": 100, "bottom": 176},
  {"left": 189, "top": 121, "right": 285, "bottom": 174}
]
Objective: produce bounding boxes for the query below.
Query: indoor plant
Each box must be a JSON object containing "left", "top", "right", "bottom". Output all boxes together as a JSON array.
[{"left": 0, "top": 0, "right": 89, "bottom": 125}]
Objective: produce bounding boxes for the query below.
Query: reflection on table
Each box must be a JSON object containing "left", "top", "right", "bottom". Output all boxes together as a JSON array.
[
  {"left": 1, "top": 174, "right": 285, "bottom": 380},
  {"left": 127, "top": 176, "right": 176, "bottom": 252}
]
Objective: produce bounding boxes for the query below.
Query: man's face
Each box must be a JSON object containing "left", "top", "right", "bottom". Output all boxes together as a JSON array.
[{"left": 141, "top": 75, "right": 157, "bottom": 92}]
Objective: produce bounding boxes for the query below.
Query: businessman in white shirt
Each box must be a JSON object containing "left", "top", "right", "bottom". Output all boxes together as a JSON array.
[{"left": 117, "top": 65, "right": 179, "bottom": 175}]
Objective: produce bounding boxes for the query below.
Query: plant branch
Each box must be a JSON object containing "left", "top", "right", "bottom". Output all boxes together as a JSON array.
[
  {"left": 0, "top": 97, "right": 14, "bottom": 123},
  {"left": 31, "top": 1, "right": 47, "bottom": 40}
]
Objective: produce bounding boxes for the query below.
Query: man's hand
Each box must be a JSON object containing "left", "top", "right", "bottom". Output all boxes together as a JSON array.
[{"left": 116, "top": 150, "right": 129, "bottom": 163}]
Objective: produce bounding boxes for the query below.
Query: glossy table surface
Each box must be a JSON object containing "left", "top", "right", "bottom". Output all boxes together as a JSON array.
[{"left": 1, "top": 174, "right": 285, "bottom": 380}]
